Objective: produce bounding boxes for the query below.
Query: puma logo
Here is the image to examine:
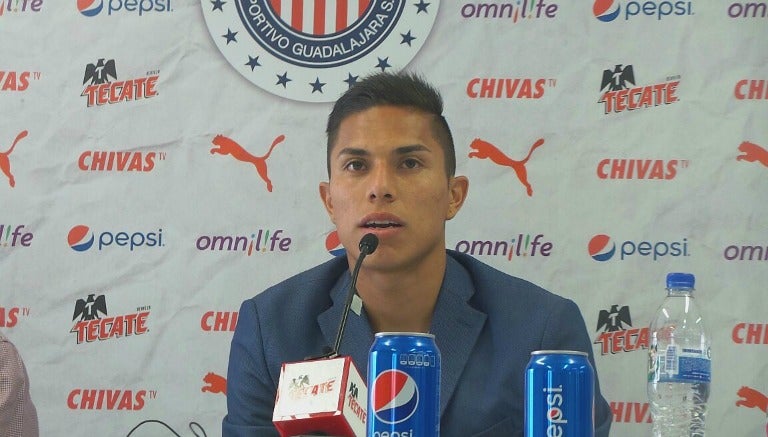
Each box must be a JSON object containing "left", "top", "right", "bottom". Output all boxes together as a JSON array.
[
  {"left": 736, "top": 386, "right": 768, "bottom": 414},
  {"left": 468, "top": 137, "right": 544, "bottom": 196},
  {"left": 210, "top": 134, "right": 285, "bottom": 192},
  {"left": 1, "top": 130, "right": 27, "bottom": 188},
  {"left": 736, "top": 141, "right": 768, "bottom": 169},
  {"left": 201, "top": 372, "right": 227, "bottom": 396}
]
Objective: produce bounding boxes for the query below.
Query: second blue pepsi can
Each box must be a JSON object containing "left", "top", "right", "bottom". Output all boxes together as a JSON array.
[
  {"left": 525, "top": 350, "right": 595, "bottom": 437},
  {"left": 368, "top": 332, "right": 440, "bottom": 437}
]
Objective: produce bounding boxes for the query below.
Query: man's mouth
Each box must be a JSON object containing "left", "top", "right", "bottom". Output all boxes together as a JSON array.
[{"left": 363, "top": 220, "right": 402, "bottom": 229}]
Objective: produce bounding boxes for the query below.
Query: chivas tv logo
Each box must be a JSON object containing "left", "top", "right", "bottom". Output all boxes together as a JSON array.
[
  {"left": 78, "top": 149, "right": 166, "bottom": 172},
  {"left": 201, "top": 311, "right": 238, "bottom": 332},
  {"left": 81, "top": 58, "right": 159, "bottom": 107},
  {"left": 67, "top": 388, "right": 156, "bottom": 410},
  {"left": 598, "top": 64, "right": 680, "bottom": 114},
  {"left": 0, "top": 70, "right": 40, "bottom": 91},
  {"left": 70, "top": 294, "right": 150, "bottom": 344},
  {"left": 466, "top": 78, "right": 556, "bottom": 99},
  {"left": 0, "top": 306, "right": 30, "bottom": 328},
  {"left": 594, "top": 305, "right": 649, "bottom": 355}
]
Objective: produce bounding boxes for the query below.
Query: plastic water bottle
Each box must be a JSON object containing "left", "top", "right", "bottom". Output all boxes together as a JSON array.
[{"left": 647, "top": 272, "right": 711, "bottom": 437}]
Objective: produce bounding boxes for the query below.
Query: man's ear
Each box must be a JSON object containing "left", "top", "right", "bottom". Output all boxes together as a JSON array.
[
  {"left": 446, "top": 176, "right": 469, "bottom": 220},
  {"left": 319, "top": 181, "right": 335, "bottom": 224}
]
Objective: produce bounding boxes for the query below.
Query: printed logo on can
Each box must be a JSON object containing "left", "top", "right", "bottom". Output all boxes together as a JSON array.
[
  {"left": 372, "top": 369, "right": 419, "bottom": 424},
  {"left": 544, "top": 385, "right": 568, "bottom": 433}
]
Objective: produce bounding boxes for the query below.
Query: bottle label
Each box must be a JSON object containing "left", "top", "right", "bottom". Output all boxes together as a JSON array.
[{"left": 651, "top": 345, "right": 711, "bottom": 383}]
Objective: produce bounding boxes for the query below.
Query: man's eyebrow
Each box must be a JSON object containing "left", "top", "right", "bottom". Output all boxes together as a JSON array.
[
  {"left": 334, "top": 144, "right": 431, "bottom": 158},
  {"left": 395, "top": 144, "right": 431, "bottom": 154},
  {"left": 335, "top": 147, "right": 369, "bottom": 157}
]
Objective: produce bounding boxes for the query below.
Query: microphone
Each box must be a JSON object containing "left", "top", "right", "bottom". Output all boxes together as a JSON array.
[
  {"left": 332, "top": 233, "right": 378, "bottom": 357},
  {"left": 272, "top": 234, "right": 379, "bottom": 437}
]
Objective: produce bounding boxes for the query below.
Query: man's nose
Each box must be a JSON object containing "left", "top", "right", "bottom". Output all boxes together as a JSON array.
[{"left": 367, "top": 164, "right": 395, "bottom": 201}]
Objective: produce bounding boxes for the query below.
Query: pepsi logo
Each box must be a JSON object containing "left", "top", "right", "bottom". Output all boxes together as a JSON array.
[
  {"left": 589, "top": 234, "right": 615, "bottom": 261},
  {"left": 68, "top": 225, "right": 95, "bottom": 252},
  {"left": 78, "top": 0, "right": 103, "bottom": 16},
  {"left": 372, "top": 369, "right": 419, "bottom": 425},
  {"left": 325, "top": 230, "right": 345, "bottom": 257},
  {"left": 593, "top": 0, "right": 620, "bottom": 22}
]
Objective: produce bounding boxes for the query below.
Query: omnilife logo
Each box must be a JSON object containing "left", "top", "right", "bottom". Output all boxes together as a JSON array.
[
  {"left": 195, "top": 229, "right": 293, "bottom": 255},
  {"left": 0, "top": 0, "right": 44, "bottom": 15},
  {"left": 0, "top": 224, "right": 33, "bottom": 248},
  {"left": 588, "top": 234, "right": 690, "bottom": 261},
  {"left": 727, "top": 2, "right": 767, "bottom": 18},
  {"left": 593, "top": 0, "right": 693, "bottom": 21},
  {"left": 724, "top": 243, "right": 768, "bottom": 261},
  {"left": 454, "top": 233, "right": 553, "bottom": 260},
  {"left": 460, "top": 0, "right": 560, "bottom": 21}
]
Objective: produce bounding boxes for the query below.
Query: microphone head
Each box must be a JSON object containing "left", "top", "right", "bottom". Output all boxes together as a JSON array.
[{"left": 359, "top": 233, "right": 379, "bottom": 255}]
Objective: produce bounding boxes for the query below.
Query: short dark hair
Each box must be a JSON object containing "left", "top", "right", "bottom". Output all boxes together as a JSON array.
[{"left": 326, "top": 71, "right": 456, "bottom": 177}]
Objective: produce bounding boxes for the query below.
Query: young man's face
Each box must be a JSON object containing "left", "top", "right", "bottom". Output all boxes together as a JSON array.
[{"left": 319, "top": 105, "right": 468, "bottom": 272}]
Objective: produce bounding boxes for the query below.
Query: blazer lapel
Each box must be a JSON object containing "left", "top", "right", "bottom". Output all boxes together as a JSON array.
[
  {"left": 317, "top": 273, "right": 374, "bottom": 376},
  {"left": 430, "top": 256, "right": 487, "bottom": 416}
]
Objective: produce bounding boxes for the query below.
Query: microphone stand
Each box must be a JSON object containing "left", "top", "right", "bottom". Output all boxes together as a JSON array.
[{"left": 309, "top": 233, "right": 378, "bottom": 360}]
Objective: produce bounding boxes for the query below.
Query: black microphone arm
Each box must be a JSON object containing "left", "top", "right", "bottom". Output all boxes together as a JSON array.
[{"left": 328, "top": 233, "right": 379, "bottom": 358}]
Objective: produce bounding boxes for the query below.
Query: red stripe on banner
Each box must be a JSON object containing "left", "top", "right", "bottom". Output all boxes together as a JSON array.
[
  {"left": 292, "top": 1, "right": 303, "bottom": 31},
  {"left": 314, "top": 0, "right": 326, "bottom": 35},
  {"left": 336, "top": 0, "right": 348, "bottom": 32},
  {"left": 359, "top": 0, "right": 370, "bottom": 16},
  {"left": 270, "top": 0, "right": 280, "bottom": 15}
]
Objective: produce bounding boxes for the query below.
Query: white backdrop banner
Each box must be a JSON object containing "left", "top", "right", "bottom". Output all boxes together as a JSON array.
[{"left": 1, "top": 0, "right": 767, "bottom": 435}]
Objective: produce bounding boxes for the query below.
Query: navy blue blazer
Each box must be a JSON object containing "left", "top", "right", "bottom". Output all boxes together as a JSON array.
[{"left": 223, "top": 251, "right": 612, "bottom": 437}]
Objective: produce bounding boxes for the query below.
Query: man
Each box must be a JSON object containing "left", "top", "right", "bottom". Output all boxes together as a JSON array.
[
  {"left": 0, "top": 332, "right": 39, "bottom": 437},
  {"left": 223, "top": 72, "right": 612, "bottom": 436}
]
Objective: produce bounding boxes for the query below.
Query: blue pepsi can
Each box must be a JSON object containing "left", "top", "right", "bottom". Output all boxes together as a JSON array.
[
  {"left": 367, "top": 332, "right": 440, "bottom": 437},
  {"left": 525, "top": 350, "right": 594, "bottom": 437}
]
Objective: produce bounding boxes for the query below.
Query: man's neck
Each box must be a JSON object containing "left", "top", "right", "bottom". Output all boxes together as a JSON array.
[{"left": 353, "top": 250, "right": 447, "bottom": 334}]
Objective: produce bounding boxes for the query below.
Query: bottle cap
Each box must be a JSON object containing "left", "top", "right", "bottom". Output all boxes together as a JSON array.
[{"left": 666, "top": 272, "right": 695, "bottom": 289}]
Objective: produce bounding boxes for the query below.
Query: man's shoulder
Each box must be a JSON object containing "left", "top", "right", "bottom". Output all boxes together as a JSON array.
[
  {"left": 249, "top": 256, "right": 349, "bottom": 307},
  {"left": 448, "top": 250, "right": 568, "bottom": 306}
]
